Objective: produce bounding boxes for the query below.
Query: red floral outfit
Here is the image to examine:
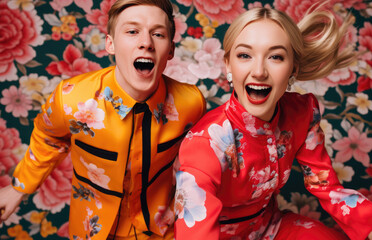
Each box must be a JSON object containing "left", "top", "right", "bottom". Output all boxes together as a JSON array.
[{"left": 174, "top": 92, "right": 372, "bottom": 240}]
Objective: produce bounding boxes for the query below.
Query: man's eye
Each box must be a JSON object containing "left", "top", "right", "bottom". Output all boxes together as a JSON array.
[
  {"left": 153, "top": 33, "right": 165, "bottom": 38},
  {"left": 127, "top": 30, "right": 137, "bottom": 34}
]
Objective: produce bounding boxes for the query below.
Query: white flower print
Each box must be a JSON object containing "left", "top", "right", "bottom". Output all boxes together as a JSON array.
[
  {"left": 175, "top": 171, "right": 207, "bottom": 228},
  {"left": 329, "top": 188, "right": 367, "bottom": 216},
  {"left": 208, "top": 120, "right": 244, "bottom": 177}
]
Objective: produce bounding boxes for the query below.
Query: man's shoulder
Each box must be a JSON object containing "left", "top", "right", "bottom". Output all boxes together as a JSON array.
[{"left": 63, "top": 66, "right": 114, "bottom": 85}]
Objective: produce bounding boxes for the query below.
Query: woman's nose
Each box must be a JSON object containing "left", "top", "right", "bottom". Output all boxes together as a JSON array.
[{"left": 251, "top": 59, "right": 268, "bottom": 80}]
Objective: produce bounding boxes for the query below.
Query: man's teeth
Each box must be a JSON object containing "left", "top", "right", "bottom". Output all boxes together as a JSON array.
[
  {"left": 248, "top": 85, "right": 270, "bottom": 90},
  {"left": 135, "top": 58, "right": 153, "bottom": 63}
]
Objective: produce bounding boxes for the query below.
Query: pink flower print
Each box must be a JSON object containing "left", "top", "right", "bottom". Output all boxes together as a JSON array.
[
  {"left": 57, "top": 222, "right": 69, "bottom": 238},
  {"left": 242, "top": 112, "right": 257, "bottom": 134},
  {"left": 176, "top": 0, "right": 245, "bottom": 25},
  {"left": 164, "top": 56, "right": 199, "bottom": 85},
  {"left": 80, "top": 157, "right": 110, "bottom": 189},
  {"left": 0, "top": 1, "right": 45, "bottom": 81},
  {"left": 220, "top": 224, "right": 239, "bottom": 235},
  {"left": 0, "top": 85, "right": 32, "bottom": 118},
  {"left": 64, "top": 104, "right": 72, "bottom": 115},
  {"left": 188, "top": 38, "right": 225, "bottom": 80},
  {"left": 85, "top": 0, "right": 116, "bottom": 34},
  {"left": 74, "top": 99, "right": 105, "bottom": 129},
  {"left": 62, "top": 82, "right": 74, "bottom": 95},
  {"left": 358, "top": 22, "right": 372, "bottom": 53},
  {"left": 0, "top": 118, "right": 21, "bottom": 184},
  {"left": 45, "top": 44, "right": 101, "bottom": 78},
  {"left": 174, "top": 13, "right": 187, "bottom": 43},
  {"left": 249, "top": 166, "right": 278, "bottom": 199},
  {"left": 319, "top": 68, "right": 356, "bottom": 87},
  {"left": 154, "top": 206, "right": 174, "bottom": 235},
  {"left": 42, "top": 113, "right": 53, "bottom": 127},
  {"left": 274, "top": 0, "right": 322, "bottom": 23},
  {"left": 332, "top": 126, "right": 372, "bottom": 167},
  {"left": 163, "top": 94, "right": 179, "bottom": 121}
]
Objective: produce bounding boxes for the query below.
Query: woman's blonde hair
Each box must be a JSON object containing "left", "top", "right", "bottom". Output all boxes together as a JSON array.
[
  {"left": 223, "top": 5, "right": 356, "bottom": 81},
  {"left": 107, "top": 0, "right": 175, "bottom": 41}
]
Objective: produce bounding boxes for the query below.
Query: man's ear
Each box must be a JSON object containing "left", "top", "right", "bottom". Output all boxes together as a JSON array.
[
  {"left": 105, "top": 35, "right": 115, "bottom": 54},
  {"left": 167, "top": 42, "right": 175, "bottom": 60}
]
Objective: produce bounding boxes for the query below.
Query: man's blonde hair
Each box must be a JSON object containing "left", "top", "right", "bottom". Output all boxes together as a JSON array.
[
  {"left": 107, "top": 0, "right": 175, "bottom": 41},
  {"left": 223, "top": 5, "right": 356, "bottom": 81}
]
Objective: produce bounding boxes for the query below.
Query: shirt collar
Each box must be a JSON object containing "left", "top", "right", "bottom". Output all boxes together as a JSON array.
[
  {"left": 226, "top": 91, "right": 280, "bottom": 136},
  {"left": 106, "top": 67, "right": 167, "bottom": 121}
]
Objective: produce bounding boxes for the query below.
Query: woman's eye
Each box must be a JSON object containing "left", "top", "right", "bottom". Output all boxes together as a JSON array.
[
  {"left": 237, "top": 53, "right": 251, "bottom": 59},
  {"left": 271, "top": 55, "right": 284, "bottom": 61}
]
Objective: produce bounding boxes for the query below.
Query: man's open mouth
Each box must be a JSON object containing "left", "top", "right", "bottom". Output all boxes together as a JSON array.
[
  {"left": 245, "top": 84, "right": 272, "bottom": 103},
  {"left": 134, "top": 58, "right": 154, "bottom": 74}
]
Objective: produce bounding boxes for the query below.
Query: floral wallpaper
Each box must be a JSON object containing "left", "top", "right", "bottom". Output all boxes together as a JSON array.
[{"left": 0, "top": 0, "right": 371, "bottom": 239}]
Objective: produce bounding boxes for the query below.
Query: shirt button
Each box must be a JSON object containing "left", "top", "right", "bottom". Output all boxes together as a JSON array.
[{"left": 267, "top": 138, "right": 272, "bottom": 144}]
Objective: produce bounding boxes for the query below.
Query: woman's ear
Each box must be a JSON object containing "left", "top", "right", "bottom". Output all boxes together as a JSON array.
[
  {"left": 105, "top": 35, "right": 115, "bottom": 54},
  {"left": 225, "top": 58, "right": 231, "bottom": 74},
  {"left": 292, "top": 63, "right": 299, "bottom": 78}
]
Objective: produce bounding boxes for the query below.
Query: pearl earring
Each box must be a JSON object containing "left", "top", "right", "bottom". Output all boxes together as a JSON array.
[
  {"left": 287, "top": 75, "right": 295, "bottom": 91},
  {"left": 227, "top": 72, "right": 233, "bottom": 87}
]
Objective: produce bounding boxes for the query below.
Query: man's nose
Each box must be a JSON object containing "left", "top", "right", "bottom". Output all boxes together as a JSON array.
[{"left": 138, "top": 32, "right": 154, "bottom": 50}]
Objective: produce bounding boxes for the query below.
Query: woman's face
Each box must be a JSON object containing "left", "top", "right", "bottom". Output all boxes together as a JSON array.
[{"left": 226, "top": 19, "right": 296, "bottom": 121}]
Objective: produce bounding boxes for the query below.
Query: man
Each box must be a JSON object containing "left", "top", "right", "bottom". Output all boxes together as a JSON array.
[{"left": 0, "top": 0, "right": 206, "bottom": 239}]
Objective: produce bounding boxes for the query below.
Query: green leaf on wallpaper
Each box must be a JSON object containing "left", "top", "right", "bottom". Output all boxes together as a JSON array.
[
  {"left": 16, "top": 62, "right": 26, "bottom": 76},
  {"left": 46, "top": 53, "right": 59, "bottom": 62},
  {"left": 43, "top": 14, "right": 62, "bottom": 27},
  {"left": 19, "top": 117, "right": 30, "bottom": 126},
  {"left": 25, "top": 60, "right": 42, "bottom": 68}
]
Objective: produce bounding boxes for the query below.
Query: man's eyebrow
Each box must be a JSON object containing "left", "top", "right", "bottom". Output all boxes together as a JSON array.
[
  {"left": 121, "top": 21, "right": 167, "bottom": 30},
  {"left": 235, "top": 43, "right": 288, "bottom": 52}
]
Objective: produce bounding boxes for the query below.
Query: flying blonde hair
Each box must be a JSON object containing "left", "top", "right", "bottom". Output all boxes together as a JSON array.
[{"left": 223, "top": 5, "right": 356, "bottom": 81}]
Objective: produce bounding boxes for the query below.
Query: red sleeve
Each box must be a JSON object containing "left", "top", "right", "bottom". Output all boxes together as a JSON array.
[
  {"left": 295, "top": 94, "right": 372, "bottom": 240},
  {"left": 174, "top": 133, "right": 223, "bottom": 240}
]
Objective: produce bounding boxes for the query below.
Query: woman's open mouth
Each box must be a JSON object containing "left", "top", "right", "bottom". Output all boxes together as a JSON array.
[
  {"left": 245, "top": 84, "right": 272, "bottom": 104},
  {"left": 133, "top": 58, "right": 154, "bottom": 75}
]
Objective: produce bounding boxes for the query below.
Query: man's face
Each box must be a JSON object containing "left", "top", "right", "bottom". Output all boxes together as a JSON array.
[{"left": 106, "top": 5, "right": 174, "bottom": 101}]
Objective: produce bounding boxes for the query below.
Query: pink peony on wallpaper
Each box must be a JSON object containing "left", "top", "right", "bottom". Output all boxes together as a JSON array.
[{"left": 0, "top": 0, "right": 371, "bottom": 239}]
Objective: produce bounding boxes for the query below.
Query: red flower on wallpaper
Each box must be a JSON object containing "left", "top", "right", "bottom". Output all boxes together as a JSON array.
[
  {"left": 0, "top": 0, "right": 45, "bottom": 82},
  {"left": 0, "top": 118, "right": 22, "bottom": 187},
  {"left": 85, "top": 0, "right": 116, "bottom": 35},
  {"left": 176, "top": 0, "right": 245, "bottom": 24},
  {"left": 359, "top": 22, "right": 372, "bottom": 53},
  {"left": 274, "top": 0, "right": 323, "bottom": 23},
  {"left": 46, "top": 44, "right": 101, "bottom": 78},
  {"left": 33, "top": 153, "right": 73, "bottom": 214}
]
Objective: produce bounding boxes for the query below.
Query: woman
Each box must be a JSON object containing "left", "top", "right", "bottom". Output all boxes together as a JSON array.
[{"left": 174, "top": 5, "right": 372, "bottom": 240}]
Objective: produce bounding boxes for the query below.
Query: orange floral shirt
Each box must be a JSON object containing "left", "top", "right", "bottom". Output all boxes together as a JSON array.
[{"left": 12, "top": 66, "right": 206, "bottom": 239}]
